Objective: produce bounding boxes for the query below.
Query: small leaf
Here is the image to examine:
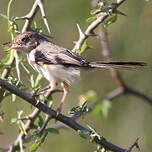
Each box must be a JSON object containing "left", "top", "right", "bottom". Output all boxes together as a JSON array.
[
  {"left": 45, "top": 128, "right": 59, "bottom": 134},
  {"left": 86, "top": 16, "right": 97, "bottom": 23},
  {"left": 37, "top": 115, "right": 44, "bottom": 128},
  {"left": 34, "top": 74, "right": 42, "bottom": 87},
  {"left": 78, "top": 130, "right": 90, "bottom": 139},
  {"left": 92, "top": 104, "right": 102, "bottom": 116},
  {"left": 12, "top": 94, "right": 16, "bottom": 102},
  {"left": 100, "top": 100, "right": 111, "bottom": 118},
  {"left": 17, "top": 120, "right": 27, "bottom": 135},
  {"left": 24, "top": 134, "right": 36, "bottom": 143},
  {"left": 17, "top": 110, "right": 23, "bottom": 118},
  {"left": 20, "top": 62, "right": 30, "bottom": 74},
  {"left": 3, "top": 46, "right": 10, "bottom": 51},
  {"left": 30, "top": 143, "right": 40, "bottom": 152},
  {"left": 136, "top": 143, "right": 141, "bottom": 151},
  {"left": 40, "top": 131, "right": 48, "bottom": 143},
  {"left": 11, "top": 118, "right": 17, "bottom": 123},
  {"left": 90, "top": 9, "right": 101, "bottom": 15},
  {"left": 69, "top": 106, "right": 81, "bottom": 114},
  {"left": 86, "top": 90, "right": 97, "bottom": 103},
  {"left": 30, "top": 74, "right": 35, "bottom": 88},
  {"left": 77, "top": 40, "right": 88, "bottom": 55},
  {"left": 104, "top": 15, "right": 117, "bottom": 27}
]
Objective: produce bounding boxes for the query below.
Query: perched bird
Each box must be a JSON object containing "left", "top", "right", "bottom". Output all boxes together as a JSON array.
[{"left": 3, "top": 31, "right": 146, "bottom": 114}]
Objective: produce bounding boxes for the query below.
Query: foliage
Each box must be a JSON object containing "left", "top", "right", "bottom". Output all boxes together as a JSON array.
[{"left": 0, "top": 0, "right": 146, "bottom": 152}]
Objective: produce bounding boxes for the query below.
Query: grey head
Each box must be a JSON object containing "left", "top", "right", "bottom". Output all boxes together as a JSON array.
[{"left": 3, "top": 31, "right": 49, "bottom": 52}]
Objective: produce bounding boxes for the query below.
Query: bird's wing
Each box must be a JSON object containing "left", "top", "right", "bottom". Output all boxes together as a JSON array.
[{"left": 35, "top": 42, "right": 89, "bottom": 66}]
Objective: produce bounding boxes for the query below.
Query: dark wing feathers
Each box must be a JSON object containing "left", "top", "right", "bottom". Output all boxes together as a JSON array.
[
  {"left": 34, "top": 41, "right": 146, "bottom": 69},
  {"left": 34, "top": 42, "right": 89, "bottom": 66}
]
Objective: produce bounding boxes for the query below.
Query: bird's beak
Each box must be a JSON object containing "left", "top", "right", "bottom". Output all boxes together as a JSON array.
[{"left": 2, "top": 41, "right": 22, "bottom": 51}]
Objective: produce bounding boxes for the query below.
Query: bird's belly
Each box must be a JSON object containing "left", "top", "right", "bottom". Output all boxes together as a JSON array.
[
  {"left": 27, "top": 53, "right": 80, "bottom": 84},
  {"left": 40, "top": 64, "right": 81, "bottom": 84}
]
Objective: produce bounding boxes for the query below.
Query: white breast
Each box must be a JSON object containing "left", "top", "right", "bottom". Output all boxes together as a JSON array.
[{"left": 27, "top": 50, "right": 81, "bottom": 84}]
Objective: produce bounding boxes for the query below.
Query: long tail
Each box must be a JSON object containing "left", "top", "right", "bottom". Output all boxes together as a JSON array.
[{"left": 88, "top": 61, "right": 147, "bottom": 69}]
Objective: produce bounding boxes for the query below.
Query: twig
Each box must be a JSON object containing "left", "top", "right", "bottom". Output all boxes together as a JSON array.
[
  {"left": 15, "top": 0, "right": 50, "bottom": 33},
  {"left": 126, "top": 138, "right": 140, "bottom": 152},
  {"left": 38, "top": 115, "right": 52, "bottom": 136},
  {"left": 99, "top": 23, "right": 152, "bottom": 105},
  {"left": 0, "top": 78, "right": 131, "bottom": 152},
  {"left": 72, "top": 0, "right": 126, "bottom": 52}
]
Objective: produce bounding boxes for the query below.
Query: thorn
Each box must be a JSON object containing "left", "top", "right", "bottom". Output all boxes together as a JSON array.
[
  {"left": 38, "top": 0, "right": 51, "bottom": 34},
  {"left": 76, "top": 24, "right": 85, "bottom": 37},
  {"left": 115, "top": 10, "right": 127, "bottom": 16}
]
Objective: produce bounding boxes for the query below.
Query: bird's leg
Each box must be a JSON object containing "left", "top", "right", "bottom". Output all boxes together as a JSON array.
[
  {"left": 47, "top": 81, "right": 57, "bottom": 95},
  {"left": 56, "top": 82, "right": 69, "bottom": 115}
]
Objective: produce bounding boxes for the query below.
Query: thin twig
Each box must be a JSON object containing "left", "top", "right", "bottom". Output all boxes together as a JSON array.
[
  {"left": 15, "top": 0, "right": 50, "bottom": 33},
  {"left": 126, "top": 138, "right": 140, "bottom": 152},
  {"left": 0, "top": 78, "right": 130, "bottom": 152},
  {"left": 99, "top": 24, "right": 152, "bottom": 105},
  {"left": 72, "top": 0, "right": 126, "bottom": 52}
]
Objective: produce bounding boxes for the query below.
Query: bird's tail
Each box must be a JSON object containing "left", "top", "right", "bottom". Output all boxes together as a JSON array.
[{"left": 88, "top": 61, "right": 146, "bottom": 69}]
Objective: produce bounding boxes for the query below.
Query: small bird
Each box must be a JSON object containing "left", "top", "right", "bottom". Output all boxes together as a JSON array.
[{"left": 3, "top": 31, "right": 146, "bottom": 114}]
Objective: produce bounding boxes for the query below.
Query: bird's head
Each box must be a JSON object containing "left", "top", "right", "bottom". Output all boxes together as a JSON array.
[{"left": 3, "top": 31, "right": 44, "bottom": 52}]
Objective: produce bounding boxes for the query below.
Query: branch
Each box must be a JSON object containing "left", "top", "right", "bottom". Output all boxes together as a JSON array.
[
  {"left": 0, "top": 78, "right": 132, "bottom": 152},
  {"left": 98, "top": 24, "right": 152, "bottom": 105},
  {"left": 15, "top": 0, "right": 50, "bottom": 33},
  {"left": 72, "top": 0, "right": 126, "bottom": 52}
]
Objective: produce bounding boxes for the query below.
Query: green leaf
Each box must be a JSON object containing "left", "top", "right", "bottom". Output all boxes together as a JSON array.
[
  {"left": 30, "top": 132, "right": 48, "bottom": 151},
  {"left": 37, "top": 115, "right": 44, "bottom": 128},
  {"left": 24, "top": 134, "right": 36, "bottom": 143},
  {"left": 77, "top": 40, "right": 88, "bottom": 55},
  {"left": 20, "top": 62, "right": 30, "bottom": 74},
  {"left": 30, "top": 74, "right": 35, "bottom": 88},
  {"left": 40, "top": 131, "right": 48, "bottom": 143},
  {"left": 17, "top": 110, "right": 23, "bottom": 118},
  {"left": 69, "top": 106, "right": 81, "bottom": 114},
  {"left": 12, "top": 94, "right": 16, "bottom": 102},
  {"left": 1, "top": 53, "right": 11, "bottom": 64},
  {"left": 90, "top": 9, "right": 101, "bottom": 15},
  {"left": 11, "top": 118, "right": 17, "bottom": 123},
  {"left": 136, "top": 143, "right": 141, "bottom": 151},
  {"left": 86, "top": 16, "right": 97, "bottom": 23},
  {"left": 34, "top": 74, "right": 42, "bottom": 87},
  {"left": 45, "top": 128, "right": 59, "bottom": 134},
  {"left": 17, "top": 120, "right": 27, "bottom": 135},
  {"left": 30, "top": 143, "right": 40, "bottom": 152},
  {"left": 92, "top": 104, "right": 102, "bottom": 116},
  {"left": 86, "top": 90, "right": 98, "bottom": 103},
  {"left": 104, "top": 15, "right": 117, "bottom": 27},
  {"left": 93, "top": 100, "right": 111, "bottom": 118},
  {"left": 100, "top": 100, "right": 111, "bottom": 118},
  {"left": 78, "top": 130, "right": 90, "bottom": 139}
]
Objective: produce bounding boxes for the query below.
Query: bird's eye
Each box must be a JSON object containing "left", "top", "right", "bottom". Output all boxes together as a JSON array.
[{"left": 21, "top": 37, "right": 28, "bottom": 43}]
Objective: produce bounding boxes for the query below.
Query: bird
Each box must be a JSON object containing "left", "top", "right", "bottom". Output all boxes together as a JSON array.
[{"left": 3, "top": 31, "right": 146, "bottom": 114}]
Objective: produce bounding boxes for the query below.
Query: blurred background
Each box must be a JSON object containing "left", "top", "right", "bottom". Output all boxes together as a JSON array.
[{"left": 0, "top": 0, "right": 152, "bottom": 151}]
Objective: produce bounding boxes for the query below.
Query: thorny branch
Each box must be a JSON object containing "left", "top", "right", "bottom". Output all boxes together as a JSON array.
[
  {"left": 72, "top": 0, "right": 126, "bottom": 52},
  {"left": 0, "top": 0, "right": 151, "bottom": 151},
  {"left": 0, "top": 0, "right": 51, "bottom": 151},
  {"left": 99, "top": 24, "right": 152, "bottom": 105},
  {"left": 0, "top": 78, "right": 137, "bottom": 152}
]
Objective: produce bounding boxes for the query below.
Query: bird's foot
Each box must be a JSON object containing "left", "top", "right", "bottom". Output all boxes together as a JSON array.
[{"left": 32, "top": 85, "right": 51, "bottom": 98}]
